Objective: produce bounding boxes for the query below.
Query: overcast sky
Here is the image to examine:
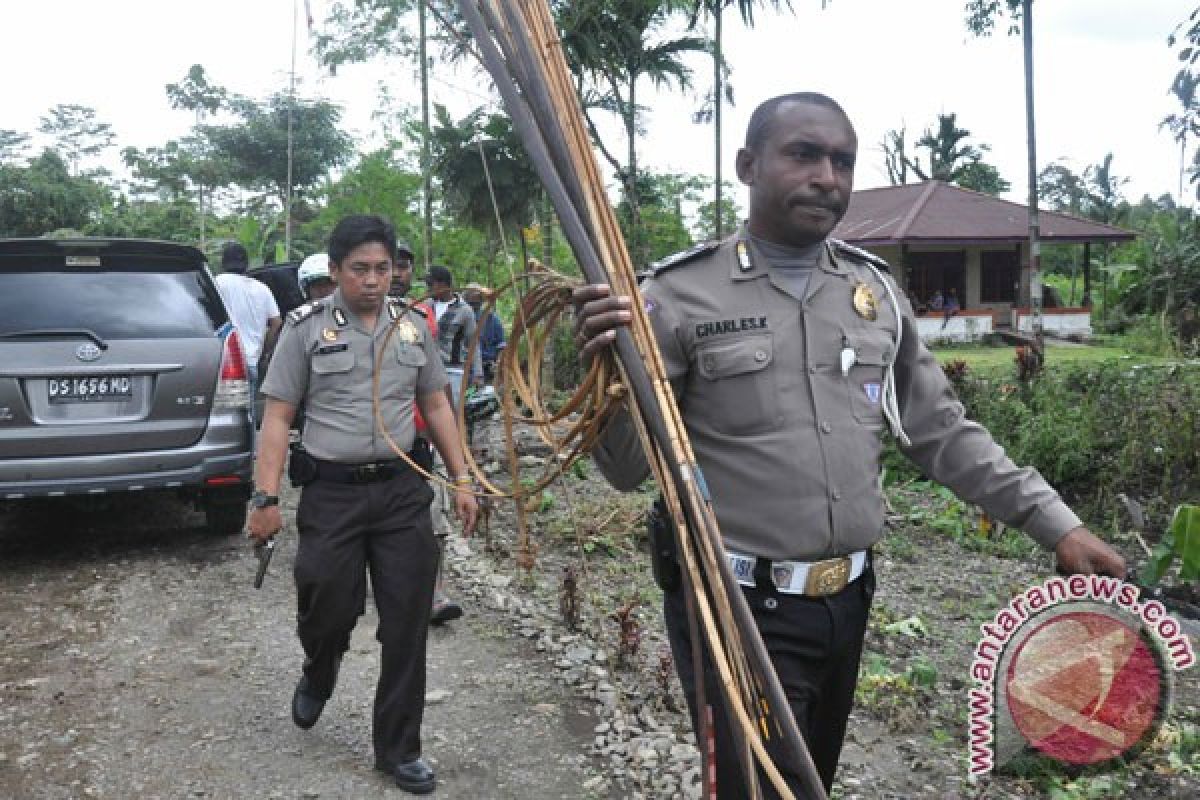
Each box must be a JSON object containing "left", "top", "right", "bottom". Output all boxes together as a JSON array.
[{"left": 3, "top": 0, "right": 1191, "bottom": 213}]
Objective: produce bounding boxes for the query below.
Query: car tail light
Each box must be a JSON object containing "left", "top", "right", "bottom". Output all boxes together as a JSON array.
[{"left": 215, "top": 330, "right": 250, "bottom": 409}]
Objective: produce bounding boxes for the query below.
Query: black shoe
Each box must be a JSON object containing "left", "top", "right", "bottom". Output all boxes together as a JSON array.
[
  {"left": 430, "top": 599, "right": 463, "bottom": 626},
  {"left": 291, "top": 675, "right": 327, "bottom": 730},
  {"left": 391, "top": 758, "right": 436, "bottom": 794}
]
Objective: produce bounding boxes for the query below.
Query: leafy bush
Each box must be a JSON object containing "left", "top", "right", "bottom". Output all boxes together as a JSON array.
[{"left": 887, "top": 360, "right": 1200, "bottom": 531}]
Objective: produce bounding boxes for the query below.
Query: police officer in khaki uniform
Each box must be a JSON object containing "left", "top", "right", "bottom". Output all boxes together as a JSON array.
[
  {"left": 248, "top": 215, "right": 478, "bottom": 795},
  {"left": 573, "top": 93, "right": 1125, "bottom": 797}
]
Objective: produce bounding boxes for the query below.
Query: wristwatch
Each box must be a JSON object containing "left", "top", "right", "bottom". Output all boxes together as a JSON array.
[{"left": 250, "top": 490, "right": 280, "bottom": 509}]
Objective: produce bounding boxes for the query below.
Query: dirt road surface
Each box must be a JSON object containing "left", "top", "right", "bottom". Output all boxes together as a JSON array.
[{"left": 0, "top": 491, "right": 603, "bottom": 800}]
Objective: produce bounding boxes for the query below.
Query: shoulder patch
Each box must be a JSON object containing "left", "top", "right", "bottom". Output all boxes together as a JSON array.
[
  {"left": 286, "top": 301, "right": 324, "bottom": 325},
  {"left": 409, "top": 303, "right": 429, "bottom": 318},
  {"left": 648, "top": 241, "right": 719, "bottom": 276},
  {"left": 830, "top": 239, "right": 891, "bottom": 273}
]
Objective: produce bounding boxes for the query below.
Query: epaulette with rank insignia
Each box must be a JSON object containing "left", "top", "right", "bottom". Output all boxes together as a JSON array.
[
  {"left": 648, "top": 241, "right": 719, "bottom": 276},
  {"left": 287, "top": 300, "right": 324, "bottom": 325},
  {"left": 830, "top": 239, "right": 891, "bottom": 273},
  {"left": 408, "top": 303, "right": 429, "bottom": 318}
]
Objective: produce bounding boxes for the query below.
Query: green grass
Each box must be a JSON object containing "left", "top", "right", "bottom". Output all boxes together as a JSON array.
[{"left": 931, "top": 343, "right": 1164, "bottom": 374}]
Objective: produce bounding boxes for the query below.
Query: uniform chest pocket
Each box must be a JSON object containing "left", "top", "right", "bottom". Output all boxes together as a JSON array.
[
  {"left": 311, "top": 349, "right": 355, "bottom": 375},
  {"left": 394, "top": 343, "right": 427, "bottom": 368},
  {"left": 693, "top": 333, "right": 781, "bottom": 436},
  {"left": 845, "top": 334, "right": 890, "bottom": 429}
]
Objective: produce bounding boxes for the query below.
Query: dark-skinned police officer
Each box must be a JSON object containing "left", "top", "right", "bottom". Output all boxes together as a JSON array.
[
  {"left": 573, "top": 93, "right": 1126, "bottom": 797},
  {"left": 248, "top": 214, "right": 478, "bottom": 795}
]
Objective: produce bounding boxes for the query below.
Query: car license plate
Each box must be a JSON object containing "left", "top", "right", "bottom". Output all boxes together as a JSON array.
[{"left": 47, "top": 375, "right": 133, "bottom": 404}]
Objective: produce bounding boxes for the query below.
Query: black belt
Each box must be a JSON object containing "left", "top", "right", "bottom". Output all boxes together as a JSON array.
[{"left": 312, "top": 457, "right": 408, "bottom": 484}]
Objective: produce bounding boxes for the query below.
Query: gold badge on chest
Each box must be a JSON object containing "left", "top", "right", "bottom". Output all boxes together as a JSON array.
[
  {"left": 321, "top": 327, "right": 339, "bottom": 343},
  {"left": 852, "top": 281, "right": 879, "bottom": 321},
  {"left": 396, "top": 319, "right": 421, "bottom": 344}
]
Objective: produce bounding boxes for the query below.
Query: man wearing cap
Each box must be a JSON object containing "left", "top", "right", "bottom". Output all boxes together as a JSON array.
[
  {"left": 248, "top": 214, "right": 478, "bottom": 794},
  {"left": 572, "top": 92, "right": 1125, "bottom": 796},
  {"left": 215, "top": 242, "right": 282, "bottom": 403},
  {"left": 463, "top": 283, "right": 506, "bottom": 383}
]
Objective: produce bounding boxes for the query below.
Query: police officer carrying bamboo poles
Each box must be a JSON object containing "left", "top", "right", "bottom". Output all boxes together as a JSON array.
[
  {"left": 248, "top": 214, "right": 478, "bottom": 795},
  {"left": 573, "top": 93, "right": 1126, "bottom": 797}
]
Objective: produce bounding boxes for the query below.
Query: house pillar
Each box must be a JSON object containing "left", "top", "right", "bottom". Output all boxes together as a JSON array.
[{"left": 1082, "top": 241, "right": 1092, "bottom": 307}]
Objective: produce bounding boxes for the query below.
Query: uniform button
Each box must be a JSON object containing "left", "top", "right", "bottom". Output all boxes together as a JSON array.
[
  {"left": 703, "top": 356, "right": 715, "bottom": 370},
  {"left": 809, "top": 365, "right": 818, "bottom": 374},
  {"left": 820, "top": 422, "right": 832, "bottom": 434},
  {"left": 763, "top": 597, "right": 779, "bottom": 611},
  {"left": 832, "top": 491, "right": 842, "bottom": 502},
  {"left": 754, "top": 350, "right": 767, "bottom": 362}
]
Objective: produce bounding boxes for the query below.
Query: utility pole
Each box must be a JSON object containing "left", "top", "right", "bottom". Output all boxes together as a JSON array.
[
  {"left": 285, "top": 0, "right": 298, "bottom": 262},
  {"left": 1022, "top": 0, "right": 1043, "bottom": 355},
  {"left": 419, "top": 0, "right": 433, "bottom": 271}
]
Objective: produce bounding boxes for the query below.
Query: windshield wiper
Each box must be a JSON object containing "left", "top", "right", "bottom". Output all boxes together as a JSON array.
[{"left": 0, "top": 328, "right": 109, "bottom": 350}]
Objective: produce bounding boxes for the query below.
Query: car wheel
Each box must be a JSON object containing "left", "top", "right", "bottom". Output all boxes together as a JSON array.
[{"left": 205, "top": 501, "right": 248, "bottom": 536}]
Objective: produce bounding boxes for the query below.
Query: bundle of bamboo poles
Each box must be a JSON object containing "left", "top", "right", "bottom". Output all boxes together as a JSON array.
[{"left": 453, "top": 2, "right": 827, "bottom": 797}]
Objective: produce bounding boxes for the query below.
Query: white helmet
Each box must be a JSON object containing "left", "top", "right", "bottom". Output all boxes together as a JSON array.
[{"left": 298, "top": 253, "right": 331, "bottom": 290}]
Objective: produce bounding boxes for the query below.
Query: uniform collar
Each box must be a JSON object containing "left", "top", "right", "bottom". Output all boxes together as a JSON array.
[
  {"left": 730, "top": 227, "right": 846, "bottom": 281},
  {"left": 330, "top": 287, "right": 386, "bottom": 333}
]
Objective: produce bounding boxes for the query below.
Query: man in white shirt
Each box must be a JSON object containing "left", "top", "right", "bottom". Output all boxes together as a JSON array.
[{"left": 214, "top": 243, "right": 282, "bottom": 404}]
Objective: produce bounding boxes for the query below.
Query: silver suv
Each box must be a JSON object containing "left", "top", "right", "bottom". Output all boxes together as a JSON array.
[{"left": 0, "top": 238, "right": 254, "bottom": 534}]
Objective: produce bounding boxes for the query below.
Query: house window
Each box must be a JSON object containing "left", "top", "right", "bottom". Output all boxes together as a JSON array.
[
  {"left": 906, "top": 251, "right": 966, "bottom": 310},
  {"left": 980, "top": 251, "right": 1019, "bottom": 303}
]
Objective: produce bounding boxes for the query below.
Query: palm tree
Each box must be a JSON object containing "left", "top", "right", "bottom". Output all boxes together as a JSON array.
[
  {"left": 560, "top": 0, "right": 710, "bottom": 265},
  {"left": 686, "top": 1, "right": 794, "bottom": 238},
  {"left": 1160, "top": 69, "right": 1200, "bottom": 204}
]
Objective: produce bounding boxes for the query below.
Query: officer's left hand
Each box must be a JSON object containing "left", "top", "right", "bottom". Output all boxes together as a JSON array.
[
  {"left": 453, "top": 487, "right": 479, "bottom": 536},
  {"left": 1054, "top": 526, "right": 1127, "bottom": 579}
]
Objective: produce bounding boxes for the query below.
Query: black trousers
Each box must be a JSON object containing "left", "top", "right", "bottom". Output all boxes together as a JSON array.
[
  {"left": 663, "top": 564, "right": 874, "bottom": 798},
  {"left": 293, "top": 469, "right": 438, "bottom": 769}
]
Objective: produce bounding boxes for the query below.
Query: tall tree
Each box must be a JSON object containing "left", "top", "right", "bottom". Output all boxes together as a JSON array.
[
  {"left": 965, "top": 0, "right": 1042, "bottom": 347},
  {"left": 164, "top": 65, "right": 229, "bottom": 249},
  {"left": 430, "top": 104, "right": 545, "bottom": 281},
  {"left": 560, "top": 0, "right": 710, "bottom": 265},
  {"left": 881, "top": 126, "right": 910, "bottom": 186},
  {"left": 201, "top": 93, "right": 354, "bottom": 218},
  {"left": 37, "top": 104, "right": 116, "bottom": 175},
  {"left": 0, "top": 130, "right": 30, "bottom": 166},
  {"left": 0, "top": 150, "right": 111, "bottom": 236},
  {"left": 686, "top": 1, "right": 794, "bottom": 239},
  {"left": 897, "top": 113, "right": 1010, "bottom": 194},
  {"left": 1161, "top": 69, "right": 1200, "bottom": 204}
]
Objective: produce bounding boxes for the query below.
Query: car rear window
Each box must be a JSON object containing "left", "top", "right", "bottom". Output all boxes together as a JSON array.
[{"left": 0, "top": 267, "right": 227, "bottom": 339}]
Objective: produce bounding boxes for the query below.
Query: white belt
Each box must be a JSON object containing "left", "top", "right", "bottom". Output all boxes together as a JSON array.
[{"left": 727, "top": 550, "right": 868, "bottom": 597}]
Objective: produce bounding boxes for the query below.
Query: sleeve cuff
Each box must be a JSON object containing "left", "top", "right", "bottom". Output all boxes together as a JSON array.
[{"left": 1024, "top": 500, "right": 1083, "bottom": 551}]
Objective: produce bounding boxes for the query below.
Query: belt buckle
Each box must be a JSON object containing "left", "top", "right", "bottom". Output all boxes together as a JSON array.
[
  {"left": 352, "top": 463, "right": 381, "bottom": 482},
  {"left": 804, "top": 556, "right": 852, "bottom": 597}
]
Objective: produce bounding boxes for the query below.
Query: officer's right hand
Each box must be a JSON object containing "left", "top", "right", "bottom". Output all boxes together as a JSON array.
[
  {"left": 247, "top": 506, "right": 282, "bottom": 544},
  {"left": 572, "top": 284, "right": 632, "bottom": 362}
]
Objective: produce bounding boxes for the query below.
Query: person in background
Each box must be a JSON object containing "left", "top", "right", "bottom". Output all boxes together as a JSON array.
[
  {"left": 298, "top": 253, "right": 336, "bottom": 301},
  {"left": 426, "top": 265, "right": 483, "bottom": 407},
  {"left": 463, "top": 282, "right": 506, "bottom": 383},
  {"left": 391, "top": 247, "right": 465, "bottom": 627},
  {"left": 215, "top": 242, "right": 282, "bottom": 410}
]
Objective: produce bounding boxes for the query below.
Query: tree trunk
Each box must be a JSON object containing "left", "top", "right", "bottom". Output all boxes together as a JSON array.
[
  {"left": 1022, "top": 0, "right": 1043, "bottom": 351},
  {"left": 626, "top": 77, "right": 640, "bottom": 266},
  {"left": 540, "top": 191, "right": 554, "bottom": 268},
  {"left": 713, "top": 4, "right": 724, "bottom": 240}
]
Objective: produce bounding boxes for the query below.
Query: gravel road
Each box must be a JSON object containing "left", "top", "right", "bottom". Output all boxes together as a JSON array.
[{"left": 0, "top": 489, "right": 605, "bottom": 800}]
